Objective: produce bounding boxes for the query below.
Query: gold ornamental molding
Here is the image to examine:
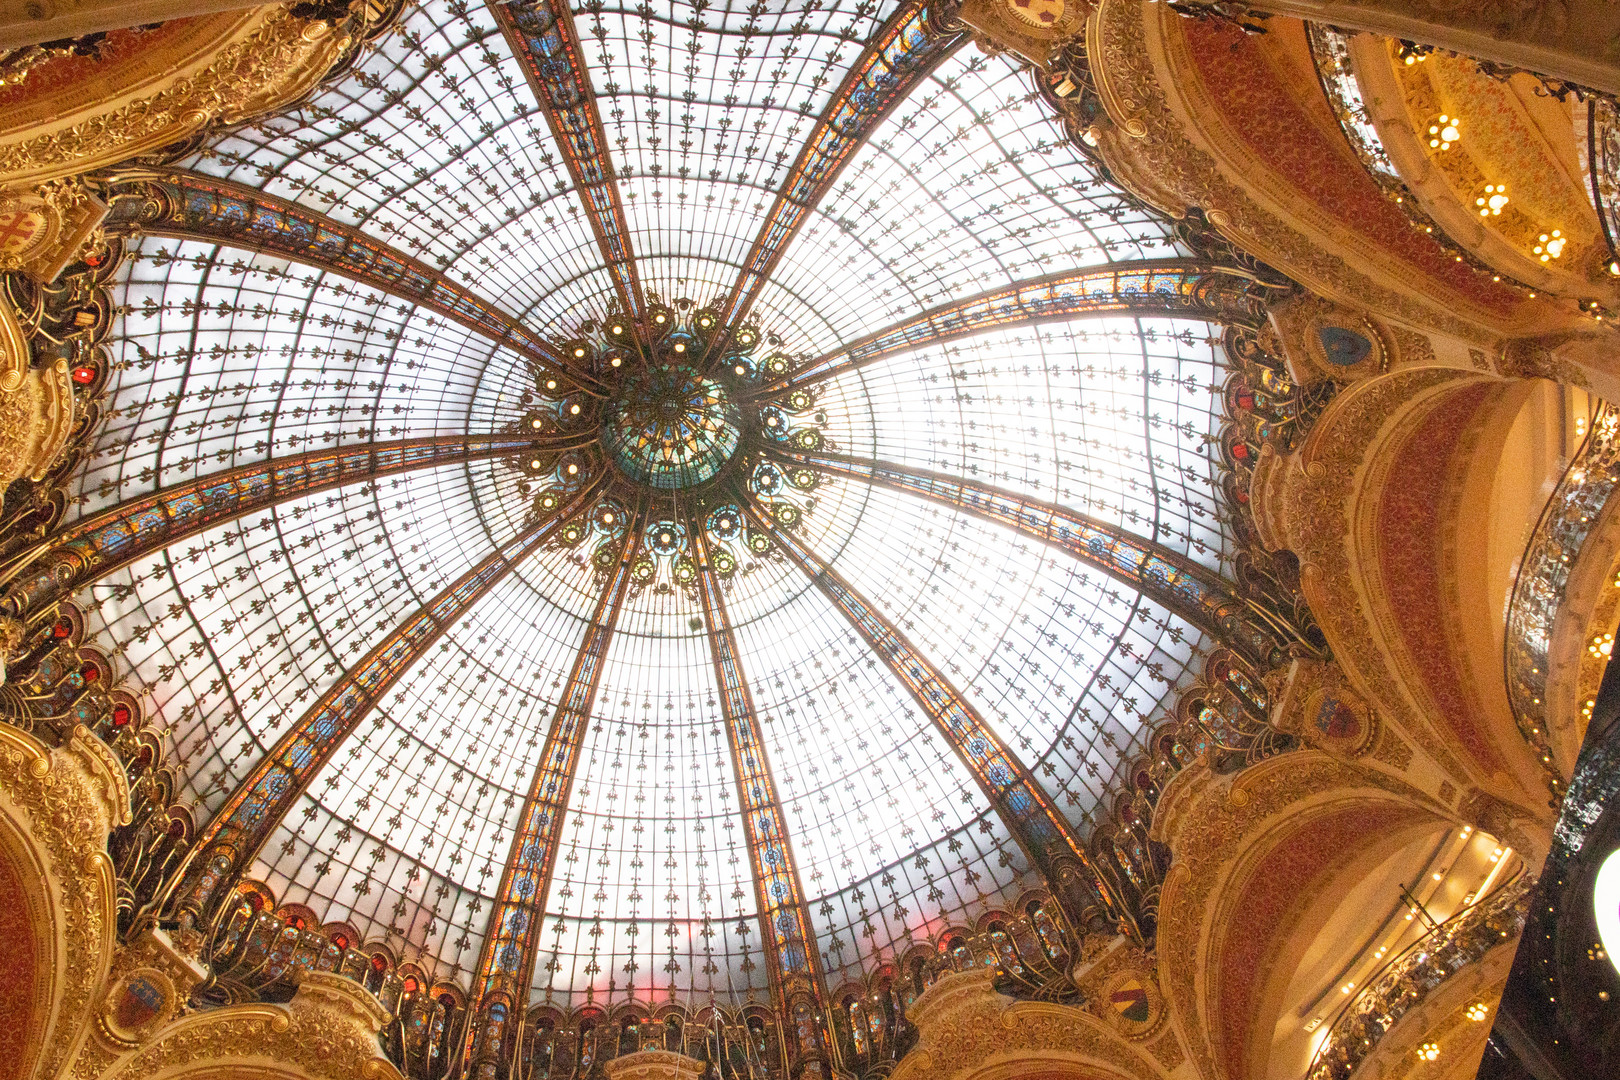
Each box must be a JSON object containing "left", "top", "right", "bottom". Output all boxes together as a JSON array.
[
  {"left": 893, "top": 968, "right": 1168, "bottom": 1080},
  {"left": 0, "top": 6, "right": 352, "bottom": 191},
  {"left": 1082, "top": 0, "right": 1582, "bottom": 342},
  {"left": 86, "top": 972, "right": 403, "bottom": 1080},
  {"left": 602, "top": 1050, "right": 709, "bottom": 1080},
  {"left": 0, "top": 722, "right": 127, "bottom": 1080},
  {"left": 1149, "top": 750, "right": 1449, "bottom": 1080}
]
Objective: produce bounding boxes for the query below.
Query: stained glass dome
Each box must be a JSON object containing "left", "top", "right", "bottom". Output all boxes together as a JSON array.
[
  {"left": 602, "top": 364, "right": 740, "bottom": 490},
  {"left": 75, "top": 0, "right": 1246, "bottom": 1019}
]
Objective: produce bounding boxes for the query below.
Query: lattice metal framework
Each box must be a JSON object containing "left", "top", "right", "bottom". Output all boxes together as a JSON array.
[{"left": 53, "top": 0, "right": 1275, "bottom": 1035}]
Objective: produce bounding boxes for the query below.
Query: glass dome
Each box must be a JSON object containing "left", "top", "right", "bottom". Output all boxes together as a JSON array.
[
  {"left": 77, "top": 0, "right": 1238, "bottom": 1011},
  {"left": 601, "top": 364, "right": 741, "bottom": 490}
]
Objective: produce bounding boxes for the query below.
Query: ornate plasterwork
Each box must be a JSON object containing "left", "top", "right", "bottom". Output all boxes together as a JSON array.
[
  {"left": 893, "top": 968, "right": 1166, "bottom": 1080},
  {"left": 602, "top": 1049, "right": 708, "bottom": 1080},
  {"left": 87, "top": 972, "right": 403, "bottom": 1080},
  {"left": 1249, "top": 369, "right": 1478, "bottom": 792},
  {"left": 1148, "top": 751, "right": 1446, "bottom": 1080},
  {"left": 1083, "top": 0, "right": 1569, "bottom": 341},
  {"left": 0, "top": 7, "right": 351, "bottom": 190},
  {"left": 0, "top": 176, "right": 107, "bottom": 280},
  {"left": 0, "top": 284, "right": 77, "bottom": 487},
  {"left": 0, "top": 723, "right": 128, "bottom": 1080}
]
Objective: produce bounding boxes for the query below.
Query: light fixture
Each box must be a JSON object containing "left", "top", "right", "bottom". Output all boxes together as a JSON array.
[
  {"left": 1417, "top": 1042, "right": 1440, "bottom": 1061},
  {"left": 1466, "top": 1002, "right": 1489, "bottom": 1022},
  {"left": 1427, "top": 114, "right": 1459, "bottom": 150},
  {"left": 1534, "top": 230, "right": 1566, "bottom": 262},
  {"left": 1475, "top": 184, "right": 1508, "bottom": 217},
  {"left": 1594, "top": 848, "right": 1620, "bottom": 976}
]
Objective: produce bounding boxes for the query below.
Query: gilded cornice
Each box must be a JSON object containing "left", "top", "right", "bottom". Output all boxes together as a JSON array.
[
  {"left": 895, "top": 968, "right": 1165, "bottom": 1080},
  {"left": 1083, "top": 0, "right": 1559, "bottom": 343},
  {"left": 0, "top": 6, "right": 351, "bottom": 190},
  {"left": 0, "top": 722, "right": 122, "bottom": 1080}
]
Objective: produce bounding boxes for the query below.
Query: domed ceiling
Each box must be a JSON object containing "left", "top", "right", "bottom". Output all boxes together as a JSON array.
[{"left": 77, "top": 0, "right": 1237, "bottom": 1009}]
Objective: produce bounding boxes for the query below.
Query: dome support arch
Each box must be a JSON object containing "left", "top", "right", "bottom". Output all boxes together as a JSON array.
[
  {"left": 688, "top": 517, "right": 838, "bottom": 1079},
  {"left": 0, "top": 430, "right": 587, "bottom": 623},
  {"left": 704, "top": 0, "right": 967, "bottom": 364},
  {"left": 489, "top": 0, "right": 645, "bottom": 321},
  {"left": 459, "top": 505, "right": 646, "bottom": 1077},
  {"left": 766, "top": 447, "right": 1317, "bottom": 669},
  {"left": 754, "top": 259, "right": 1276, "bottom": 398},
  {"left": 735, "top": 490, "right": 1129, "bottom": 942},
  {"left": 96, "top": 167, "right": 606, "bottom": 394},
  {"left": 158, "top": 474, "right": 610, "bottom": 934}
]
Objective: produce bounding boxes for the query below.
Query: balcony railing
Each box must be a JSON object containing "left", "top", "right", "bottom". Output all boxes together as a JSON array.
[{"left": 1304, "top": 874, "right": 1532, "bottom": 1080}]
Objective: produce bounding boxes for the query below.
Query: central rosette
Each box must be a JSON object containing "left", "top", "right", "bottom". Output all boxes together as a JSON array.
[{"left": 601, "top": 363, "right": 742, "bottom": 490}]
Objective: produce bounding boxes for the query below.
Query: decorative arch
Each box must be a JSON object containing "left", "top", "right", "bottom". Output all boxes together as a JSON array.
[
  {"left": 1250, "top": 367, "right": 1562, "bottom": 837},
  {"left": 891, "top": 969, "right": 1171, "bottom": 1080},
  {"left": 91, "top": 973, "right": 402, "bottom": 1080},
  {"left": 1151, "top": 749, "right": 1452, "bottom": 1080},
  {"left": 1083, "top": 0, "right": 1591, "bottom": 341}
]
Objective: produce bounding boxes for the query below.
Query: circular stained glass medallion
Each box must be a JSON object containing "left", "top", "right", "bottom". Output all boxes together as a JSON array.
[{"left": 602, "top": 364, "right": 741, "bottom": 490}]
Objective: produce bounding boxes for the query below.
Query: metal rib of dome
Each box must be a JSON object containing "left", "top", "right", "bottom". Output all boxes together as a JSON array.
[{"left": 67, "top": 0, "right": 1260, "bottom": 1031}]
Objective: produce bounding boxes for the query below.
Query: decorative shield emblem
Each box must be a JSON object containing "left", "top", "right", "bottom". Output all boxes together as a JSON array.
[
  {"left": 114, "top": 975, "right": 166, "bottom": 1030},
  {"left": 1313, "top": 694, "right": 1362, "bottom": 740},
  {"left": 1102, "top": 968, "right": 1163, "bottom": 1036},
  {"left": 1005, "top": 0, "right": 1066, "bottom": 27},
  {"left": 0, "top": 209, "right": 46, "bottom": 259},
  {"left": 1110, "top": 977, "right": 1151, "bottom": 1023},
  {"left": 1316, "top": 326, "right": 1373, "bottom": 367},
  {"left": 102, "top": 968, "right": 174, "bottom": 1044}
]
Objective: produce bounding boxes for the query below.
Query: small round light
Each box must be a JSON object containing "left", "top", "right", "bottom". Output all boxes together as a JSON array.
[
  {"left": 674, "top": 343, "right": 686, "bottom": 353},
  {"left": 574, "top": 347, "right": 586, "bottom": 358},
  {"left": 545, "top": 379, "right": 558, "bottom": 390},
  {"left": 566, "top": 463, "right": 578, "bottom": 474},
  {"left": 611, "top": 357, "right": 622, "bottom": 367},
  {"left": 569, "top": 403, "right": 581, "bottom": 415}
]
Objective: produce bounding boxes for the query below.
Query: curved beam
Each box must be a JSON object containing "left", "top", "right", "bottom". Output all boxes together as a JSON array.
[
  {"left": 751, "top": 259, "right": 1270, "bottom": 397},
  {"left": 490, "top": 0, "right": 644, "bottom": 319},
  {"left": 99, "top": 166, "right": 607, "bottom": 394},
  {"left": 460, "top": 503, "right": 645, "bottom": 1073},
  {"left": 706, "top": 0, "right": 965, "bottom": 347},
  {"left": 165, "top": 474, "right": 609, "bottom": 924},
  {"left": 0, "top": 431, "right": 588, "bottom": 620},
  {"left": 736, "top": 491, "right": 1124, "bottom": 938},
  {"left": 765, "top": 447, "right": 1311, "bottom": 667},
  {"left": 689, "top": 517, "right": 834, "bottom": 1075}
]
